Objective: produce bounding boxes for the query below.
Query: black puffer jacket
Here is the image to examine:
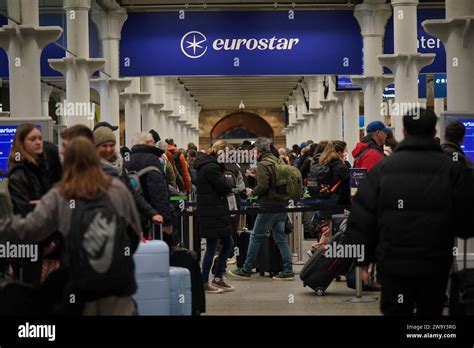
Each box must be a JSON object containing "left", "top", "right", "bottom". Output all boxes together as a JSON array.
[
  {"left": 125, "top": 145, "right": 175, "bottom": 227},
  {"left": 194, "top": 153, "right": 232, "bottom": 239},
  {"left": 346, "top": 136, "right": 474, "bottom": 277},
  {"left": 8, "top": 156, "right": 53, "bottom": 216}
]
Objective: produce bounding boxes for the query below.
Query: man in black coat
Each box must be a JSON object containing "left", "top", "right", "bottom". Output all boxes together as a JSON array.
[
  {"left": 346, "top": 108, "right": 474, "bottom": 316},
  {"left": 125, "top": 142, "right": 178, "bottom": 246}
]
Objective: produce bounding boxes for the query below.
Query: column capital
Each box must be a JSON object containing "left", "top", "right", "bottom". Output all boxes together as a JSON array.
[
  {"left": 92, "top": 6, "right": 127, "bottom": 41},
  {"left": 354, "top": 1, "right": 392, "bottom": 37},
  {"left": 48, "top": 57, "right": 105, "bottom": 76},
  {"left": 378, "top": 53, "right": 435, "bottom": 75},
  {"left": 333, "top": 90, "right": 364, "bottom": 104},
  {"left": 350, "top": 75, "right": 394, "bottom": 90},
  {"left": 423, "top": 18, "right": 474, "bottom": 45},
  {"left": 120, "top": 91, "right": 151, "bottom": 102},
  {"left": 90, "top": 77, "right": 131, "bottom": 93},
  {"left": 64, "top": 0, "right": 91, "bottom": 11},
  {"left": 0, "top": 25, "right": 63, "bottom": 51},
  {"left": 391, "top": 0, "right": 419, "bottom": 7}
]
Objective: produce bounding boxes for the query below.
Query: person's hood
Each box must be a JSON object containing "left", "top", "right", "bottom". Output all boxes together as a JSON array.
[
  {"left": 352, "top": 135, "right": 380, "bottom": 158},
  {"left": 193, "top": 152, "right": 217, "bottom": 170},
  {"left": 131, "top": 144, "right": 164, "bottom": 157}
]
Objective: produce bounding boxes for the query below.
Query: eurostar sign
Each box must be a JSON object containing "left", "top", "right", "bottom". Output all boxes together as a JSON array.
[
  {"left": 120, "top": 11, "right": 365, "bottom": 76},
  {"left": 181, "top": 31, "right": 300, "bottom": 59}
]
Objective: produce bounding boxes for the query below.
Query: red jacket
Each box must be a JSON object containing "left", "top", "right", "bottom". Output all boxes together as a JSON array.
[{"left": 352, "top": 137, "right": 385, "bottom": 172}]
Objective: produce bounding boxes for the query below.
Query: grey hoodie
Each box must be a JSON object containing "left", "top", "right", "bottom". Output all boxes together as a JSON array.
[{"left": 0, "top": 178, "right": 141, "bottom": 244}]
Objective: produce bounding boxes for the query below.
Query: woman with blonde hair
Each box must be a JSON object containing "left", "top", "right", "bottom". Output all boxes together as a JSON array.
[{"left": 193, "top": 140, "right": 234, "bottom": 293}]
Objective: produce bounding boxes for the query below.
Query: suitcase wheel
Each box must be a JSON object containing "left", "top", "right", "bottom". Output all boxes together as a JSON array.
[{"left": 315, "top": 288, "right": 325, "bottom": 296}]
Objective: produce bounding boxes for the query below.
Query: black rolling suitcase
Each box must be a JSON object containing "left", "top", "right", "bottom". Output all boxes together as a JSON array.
[
  {"left": 255, "top": 232, "right": 283, "bottom": 277},
  {"left": 300, "top": 219, "right": 352, "bottom": 296},
  {"left": 170, "top": 249, "right": 206, "bottom": 315},
  {"left": 235, "top": 228, "right": 251, "bottom": 268}
]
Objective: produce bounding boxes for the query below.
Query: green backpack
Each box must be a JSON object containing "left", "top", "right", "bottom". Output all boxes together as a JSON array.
[{"left": 265, "top": 156, "right": 303, "bottom": 201}]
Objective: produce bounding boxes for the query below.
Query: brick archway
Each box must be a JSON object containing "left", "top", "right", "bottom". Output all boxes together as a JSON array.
[{"left": 210, "top": 112, "right": 274, "bottom": 142}]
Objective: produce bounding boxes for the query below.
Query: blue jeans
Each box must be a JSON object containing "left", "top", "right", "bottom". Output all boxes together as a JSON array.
[
  {"left": 243, "top": 213, "right": 293, "bottom": 274},
  {"left": 202, "top": 236, "right": 233, "bottom": 283}
]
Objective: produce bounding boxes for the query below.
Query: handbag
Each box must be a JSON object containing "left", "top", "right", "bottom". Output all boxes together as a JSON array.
[{"left": 449, "top": 238, "right": 474, "bottom": 315}]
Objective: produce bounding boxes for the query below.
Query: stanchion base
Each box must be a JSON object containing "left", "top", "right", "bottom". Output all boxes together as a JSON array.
[
  {"left": 293, "top": 261, "right": 305, "bottom": 265},
  {"left": 343, "top": 296, "right": 378, "bottom": 303}
]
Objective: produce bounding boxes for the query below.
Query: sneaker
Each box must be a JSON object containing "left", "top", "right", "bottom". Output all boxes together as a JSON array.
[
  {"left": 272, "top": 272, "right": 295, "bottom": 281},
  {"left": 228, "top": 268, "right": 251, "bottom": 280},
  {"left": 211, "top": 255, "right": 218, "bottom": 275},
  {"left": 203, "top": 283, "right": 224, "bottom": 294},
  {"left": 212, "top": 277, "right": 235, "bottom": 292},
  {"left": 227, "top": 256, "right": 237, "bottom": 265}
]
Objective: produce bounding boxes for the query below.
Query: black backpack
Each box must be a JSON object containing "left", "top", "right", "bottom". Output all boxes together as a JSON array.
[
  {"left": 67, "top": 194, "right": 135, "bottom": 301},
  {"left": 307, "top": 160, "right": 341, "bottom": 199}
]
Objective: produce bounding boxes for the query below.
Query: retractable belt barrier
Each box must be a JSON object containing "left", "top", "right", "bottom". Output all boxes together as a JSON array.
[{"left": 169, "top": 196, "right": 350, "bottom": 261}]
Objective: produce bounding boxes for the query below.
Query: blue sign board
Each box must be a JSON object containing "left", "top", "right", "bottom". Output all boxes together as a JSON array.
[
  {"left": 0, "top": 9, "right": 446, "bottom": 77},
  {"left": 120, "top": 11, "right": 363, "bottom": 76},
  {"left": 434, "top": 73, "right": 447, "bottom": 98},
  {"left": 0, "top": 14, "right": 101, "bottom": 78},
  {"left": 337, "top": 75, "right": 362, "bottom": 91},
  {"left": 384, "top": 9, "right": 446, "bottom": 73}
]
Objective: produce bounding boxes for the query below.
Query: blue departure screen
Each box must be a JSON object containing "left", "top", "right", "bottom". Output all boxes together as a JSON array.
[{"left": 459, "top": 120, "right": 474, "bottom": 164}]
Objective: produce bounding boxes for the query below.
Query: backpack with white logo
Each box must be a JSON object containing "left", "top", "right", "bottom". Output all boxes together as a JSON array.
[{"left": 67, "top": 194, "right": 135, "bottom": 301}]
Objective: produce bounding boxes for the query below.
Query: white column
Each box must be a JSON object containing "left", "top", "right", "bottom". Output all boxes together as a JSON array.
[
  {"left": 121, "top": 77, "right": 150, "bottom": 148},
  {"left": 378, "top": 0, "right": 435, "bottom": 140},
  {"left": 163, "top": 78, "right": 177, "bottom": 141},
  {"left": 333, "top": 91, "right": 363, "bottom": 162},
  {"left": 424, "top": 0, "right": 474, "bottom": 261},
  {"left": 154, "top": 77, "right": 167, "bottom": 135},
  {"left": 91, "top": 4, "right": 131, "bottom": 138},
  {"left": 49, "top": 0, "right": 105, "bottom": 128},
  {"left": 0, "top": 0, "right": 62, "bottom": 118},
  {"left": 423, "top": 0, "right": 474, "bottom": 113},
  {"left": 434, "top": 98, "right": 445, "bottom": 137},
  {"left": 350, "top": 0, "right": 392, "bottom": 125},
  {"left": 41, "top": 83, "right": 53, "bottom": 117},
  {"left": 139, "top": 76, "right": 159, "bottom": 133}
]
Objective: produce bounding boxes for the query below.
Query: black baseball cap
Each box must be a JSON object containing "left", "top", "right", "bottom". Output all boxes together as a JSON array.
[{"left": 93, "top": 121, "right": 118, "bottom": 131}]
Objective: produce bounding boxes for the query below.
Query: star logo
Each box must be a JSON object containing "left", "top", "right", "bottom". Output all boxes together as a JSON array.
[{"left": 180, "top": 31, "right": 208, "bottom": 59}]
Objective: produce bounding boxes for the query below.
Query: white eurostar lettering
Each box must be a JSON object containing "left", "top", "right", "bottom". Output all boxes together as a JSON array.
[{"left": 212, "top": 36, "right": 299, "bottom": 51}]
